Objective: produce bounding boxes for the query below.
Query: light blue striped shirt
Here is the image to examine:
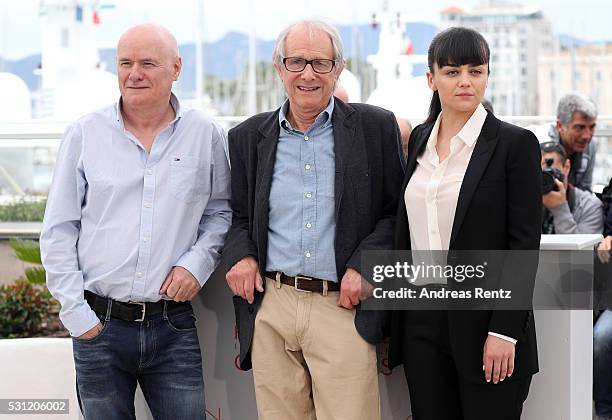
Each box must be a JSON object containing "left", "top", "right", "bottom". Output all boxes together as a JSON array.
[
  {"left": 40, "top": 94, "right": 232, "bottom": 337},
  {"left": 266, "top": 98, "right": 337, "bottom": 281}
]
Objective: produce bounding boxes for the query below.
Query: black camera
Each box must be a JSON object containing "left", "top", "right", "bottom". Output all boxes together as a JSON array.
[{"left": 542, "top": 158, "right": 565, "bottom": 194}]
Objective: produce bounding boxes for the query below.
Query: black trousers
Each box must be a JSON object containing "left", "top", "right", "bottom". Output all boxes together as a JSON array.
[{"left": 401, "top": 310, "right": 532, "bottom": 420}]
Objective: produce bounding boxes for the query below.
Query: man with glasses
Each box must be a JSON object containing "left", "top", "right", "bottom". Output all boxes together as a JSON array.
[
  {"left": 224, "top": 19, "right": 404, "bottom": 420},
  {"left": 529, "top": 92, "right": 598, "bottom": 191},
  {"left": 540, "top": 142, "right": 603, "bottom": 234}
]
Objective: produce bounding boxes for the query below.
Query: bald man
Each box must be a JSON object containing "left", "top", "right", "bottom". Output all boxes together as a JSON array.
[{"left": 40, "top": 23, "right": 231, "bottom": 420}]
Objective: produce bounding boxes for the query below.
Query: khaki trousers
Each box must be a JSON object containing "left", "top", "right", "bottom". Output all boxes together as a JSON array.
[{"left": 251, "top": 277, "right": 380, "bottom": 420}]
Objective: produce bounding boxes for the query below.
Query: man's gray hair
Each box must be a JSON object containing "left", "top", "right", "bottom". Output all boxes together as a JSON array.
[
  {"left": 556, "top": 92, "right": 598, "bottom": 125},
  {"left": 272, "top": 19, "right": 344, "bottom": 65}
]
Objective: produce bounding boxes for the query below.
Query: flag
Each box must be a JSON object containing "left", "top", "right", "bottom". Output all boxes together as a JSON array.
[
  {"left": 404, "top": 36, "right": 414, "bottom": 55},
  {"left": 75, "top": 6, "right": 83, "bottom": 22}
]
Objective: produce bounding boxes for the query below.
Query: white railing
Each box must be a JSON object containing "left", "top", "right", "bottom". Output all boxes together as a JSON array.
[
  {"left": 2, "top": 115, "right": 612, "bottom": 137},
  {"left": 0, "top": 115, "right": 611, "bottom": 195}
]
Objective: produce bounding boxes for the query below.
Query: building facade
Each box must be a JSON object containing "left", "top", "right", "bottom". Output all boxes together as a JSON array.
[
  {"left": 538, "top": 43, "right": 612, "bottom": 116},
  {"left": 441, "top": 0, "right": 553, "bottom": 116}
]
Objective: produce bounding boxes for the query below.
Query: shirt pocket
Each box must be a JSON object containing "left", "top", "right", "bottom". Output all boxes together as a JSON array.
[
  {"left": 84, "top": 155, "right": 115, "bottom": 193},
  {"left": 170, "top": 156, "right": 210, "bottom": 203}
]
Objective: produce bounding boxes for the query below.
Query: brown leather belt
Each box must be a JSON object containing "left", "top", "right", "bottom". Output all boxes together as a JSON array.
[{"left": 265, "top": 271, "right": 340, "bottom": 293}]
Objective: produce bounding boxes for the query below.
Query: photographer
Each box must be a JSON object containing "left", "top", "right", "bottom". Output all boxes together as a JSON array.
[
  {"left": 596, "top": 179, "right": 612, "bottom": 261},
  {"left": 541, "top": 142, "right": 603, "bottom": 234},
  {"left": 594, "top": 180, "right": 612, "bottom": 420},
  {"left": 600, "top": 179, "right": 612, "bottom": 249},
  {"left": 528, "top": 93, "right": 598, "bottom": 192}
]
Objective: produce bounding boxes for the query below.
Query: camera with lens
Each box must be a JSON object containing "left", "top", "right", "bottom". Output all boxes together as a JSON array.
[{"left": 542, "top": 158, "right": 565, "bottom": 194}]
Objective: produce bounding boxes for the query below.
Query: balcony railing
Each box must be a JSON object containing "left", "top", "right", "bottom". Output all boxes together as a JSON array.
[{"left": 0, "top": 115, "right": 611, "bottom": 198}]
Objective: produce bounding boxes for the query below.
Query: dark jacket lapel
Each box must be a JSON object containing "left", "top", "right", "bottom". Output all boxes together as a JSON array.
[
  {"left": 395, "top": 123, "right": 432, "bottom": 250},
  {"left": 254, "top": 110, "right": 281, "bottom": 264},
  {"left": 405, "top": 124, "right": 433, "bottom": 187},
  {"left": 449, "top": 112, "right": 501, "bottom": 246},
  {"left": 331, "top": 100, "right": 357, "bottom": 221}
]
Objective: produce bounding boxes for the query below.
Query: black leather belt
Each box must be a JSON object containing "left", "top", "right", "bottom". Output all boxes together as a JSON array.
[
  {"left": 265, "top": 271, "right": 340, "bottom": 293},
  {"left": 84, "top": 290, "right": 190, "bottom": 322}
]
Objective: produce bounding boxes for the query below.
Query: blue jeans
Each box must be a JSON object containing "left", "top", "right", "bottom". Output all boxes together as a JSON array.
[
  {"left": 595, "top": 309, "right": 612, "bottom": 417},
  {"left": 72, "top": 301, "right": 206, "bottom": 420}
]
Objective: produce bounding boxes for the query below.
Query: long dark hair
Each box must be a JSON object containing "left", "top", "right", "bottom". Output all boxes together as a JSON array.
[{"left": 425, "top": 27, "right": 490, "bottom": 125}]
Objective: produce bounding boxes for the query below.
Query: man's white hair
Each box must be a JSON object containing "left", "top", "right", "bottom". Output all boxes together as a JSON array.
[
  {"left": 272, "top": 19, "right": 344, "bottom": 65},
  {"left": 557, "top": 92, "right": 597, "bottom": 125}
]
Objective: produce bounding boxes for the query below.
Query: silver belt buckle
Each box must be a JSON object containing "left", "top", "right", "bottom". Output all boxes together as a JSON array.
[
  {"left": 128, "top": 301, "right": 146, "bottom": 322},
  {"left": 294, "top": 275, "right": 312, "bottom": 292}
]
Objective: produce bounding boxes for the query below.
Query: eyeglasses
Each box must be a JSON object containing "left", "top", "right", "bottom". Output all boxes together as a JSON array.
[{"left": 282, "top": 57, "right": 337, "bottom": 74}]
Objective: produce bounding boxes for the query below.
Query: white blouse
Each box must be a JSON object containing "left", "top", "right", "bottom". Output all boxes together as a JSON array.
[
  {"left": 404, "top": 104, "right": 517, "bottom": 344},
  {"left": 405, "top": 103, "right": 486, "bottom": 251}
]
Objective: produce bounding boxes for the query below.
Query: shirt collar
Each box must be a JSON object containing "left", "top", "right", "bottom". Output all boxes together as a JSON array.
[
  {"left": 426, "top": 103, "right": 487, "bottom": 154},
  {"left": 169, "top": 93, "right": 182, "bottom": 123},
  {"left": 456, "top": 103, "right": 487, "bottom": 147},
  {"left": 115, "top": 92, "right": 182, "bottom": 128},
  {"left": 278, "top": 97, "right": 335, "bottom": 131},
  {"left": 426, "top": 113, "right": 443, "bottom": 157}
]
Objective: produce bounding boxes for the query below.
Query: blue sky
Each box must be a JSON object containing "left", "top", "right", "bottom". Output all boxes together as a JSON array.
[{"left": 1, "top": 0, "right": 610, "bottom": 60}]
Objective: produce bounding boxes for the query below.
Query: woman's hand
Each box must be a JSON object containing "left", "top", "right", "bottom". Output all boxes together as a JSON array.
[{"left": 483, "top": 335, "right": 515, "bottom": 384}]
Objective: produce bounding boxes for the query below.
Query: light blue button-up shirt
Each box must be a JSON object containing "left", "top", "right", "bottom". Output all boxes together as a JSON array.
[
  {"left": 266, "top": 98, "right": 337, "bottom": 281},
  {"left": 40, "top": 94, "right": 232, "bottom": 337}
]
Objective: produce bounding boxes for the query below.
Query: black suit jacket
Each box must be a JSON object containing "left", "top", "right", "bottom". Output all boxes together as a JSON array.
[
  {"left": 224, "top": 98, "right": 405, "bottom": 370},
  {"left": 388, "top": 112, "right": 541, "bottom": 383}
]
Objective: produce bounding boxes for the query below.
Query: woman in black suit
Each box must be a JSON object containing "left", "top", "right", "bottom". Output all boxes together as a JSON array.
[{"left": 388, "top": 27, "right": 542, "bottom": 419}]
